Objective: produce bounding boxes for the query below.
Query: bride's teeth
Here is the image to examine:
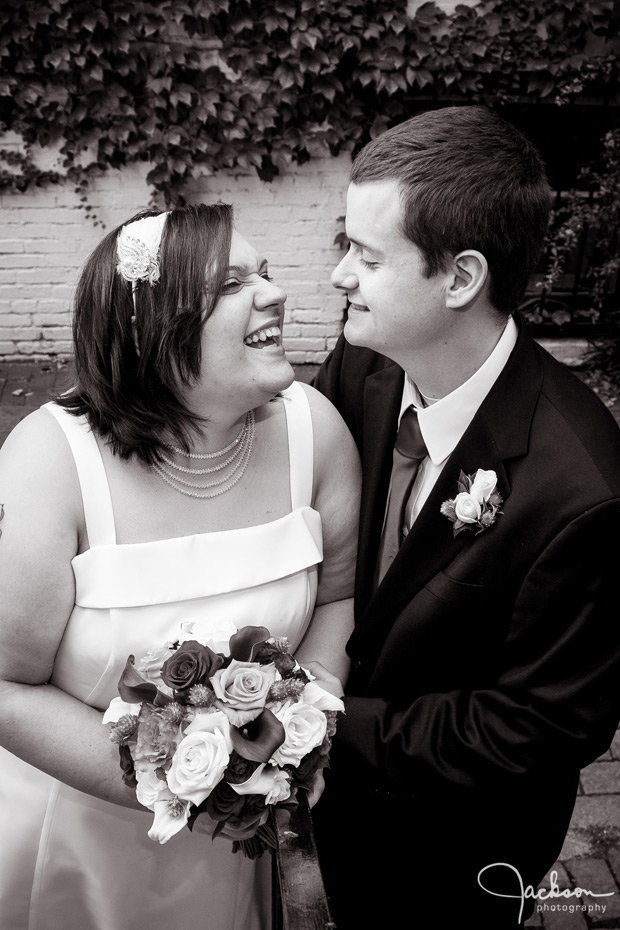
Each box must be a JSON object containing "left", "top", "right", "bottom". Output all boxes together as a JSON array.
[{"left": 243, "top": 325, "right": 281, "bottom": 346}]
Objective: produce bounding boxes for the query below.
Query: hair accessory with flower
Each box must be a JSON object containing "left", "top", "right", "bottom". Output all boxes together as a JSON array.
[
  {"left": 440, "top": 468, "right": 503, "bottom": 537},
  {"left": 116, "top": 212, "right": 170, "bottom": 286}
]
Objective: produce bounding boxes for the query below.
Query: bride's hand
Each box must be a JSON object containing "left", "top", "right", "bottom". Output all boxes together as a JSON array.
[{"left": 301, "top": 660, "right": 344, "bottom": 699}]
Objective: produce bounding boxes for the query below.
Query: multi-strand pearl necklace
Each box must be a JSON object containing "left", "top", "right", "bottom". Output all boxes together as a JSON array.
[{"left": 152, "top": 411, "right": 255, "bottom": 499}]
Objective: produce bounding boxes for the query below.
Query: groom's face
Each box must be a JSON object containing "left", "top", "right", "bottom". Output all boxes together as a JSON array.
[{"left": 331, "top": 180, "right": 452, "bottom": 369}]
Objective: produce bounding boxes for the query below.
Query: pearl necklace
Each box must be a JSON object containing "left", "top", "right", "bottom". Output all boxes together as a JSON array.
[
  {"left": 163, "top": 418, "right": 247, "bottom": 459},
  {"left": 152, "top": 411, "right": 255, "bottom": 499}
]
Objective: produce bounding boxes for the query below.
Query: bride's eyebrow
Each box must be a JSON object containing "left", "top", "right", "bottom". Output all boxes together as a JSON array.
[{"left": 226, "top": 259, "right": 269, "bottom": 276}]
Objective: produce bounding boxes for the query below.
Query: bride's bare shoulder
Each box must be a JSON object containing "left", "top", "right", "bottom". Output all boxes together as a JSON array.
[
  {"left": 1, "top": 406, "right": 73, "bottom": 462},
  {"left": 0, "top": 407, "right": 83, "bottom": 522},
  {"left": 296, "top": 381, "right": 360, "bottom": 486},
  {"left": 297, "top": 381, "right": 357, "bottom": 447}
]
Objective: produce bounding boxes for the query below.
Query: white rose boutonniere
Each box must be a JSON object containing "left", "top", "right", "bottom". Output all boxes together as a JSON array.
[{"left": 441, "top": 468, "right": 503, "bottom": 538}]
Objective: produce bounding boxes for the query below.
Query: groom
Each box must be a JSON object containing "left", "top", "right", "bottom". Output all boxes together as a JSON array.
[{"left": 312, "top": 106, "right": 620, "bottom": 928}]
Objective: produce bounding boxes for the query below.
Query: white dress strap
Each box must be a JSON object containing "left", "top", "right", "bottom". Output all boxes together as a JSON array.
[
  {"left": 282, "top": 381, "right": 314, "bottom": 510},
  {"left": 42, "top": 403, "right": 117, "bottom": 547}
]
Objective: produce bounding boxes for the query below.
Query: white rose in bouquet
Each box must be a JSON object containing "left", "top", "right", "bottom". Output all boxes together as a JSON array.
[{"left": 270, "top": 703, "right": 327, "bottom": 768}]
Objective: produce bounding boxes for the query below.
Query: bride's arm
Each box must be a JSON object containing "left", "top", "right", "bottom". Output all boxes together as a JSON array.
[
  {"left": 294, "top": 384, "right": 361, "bottom": 687},
  {"left": 0, "top": 411, "right": 142, "bottom": 810}
]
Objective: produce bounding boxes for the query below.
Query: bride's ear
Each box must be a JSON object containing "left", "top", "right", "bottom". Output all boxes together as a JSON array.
[{"left": 445, "top": 251, "right": 488, "bottom": 309}]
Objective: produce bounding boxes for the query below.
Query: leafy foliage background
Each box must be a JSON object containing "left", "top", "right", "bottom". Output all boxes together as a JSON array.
[{"left": 1, "top": 0, "right": 618, "bottom": 205}]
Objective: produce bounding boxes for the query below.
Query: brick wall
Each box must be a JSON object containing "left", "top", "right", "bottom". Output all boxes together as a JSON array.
[{"left": 0, "top": 152, "right": 353, "bottom": 363}]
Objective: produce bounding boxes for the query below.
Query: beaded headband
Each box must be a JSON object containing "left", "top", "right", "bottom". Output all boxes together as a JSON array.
[
  {"left": 116, "top": 212, "right": 170, "bottom": 288},
  {"left": 116, "top": 212, "right": 170, "bottom": 356}
]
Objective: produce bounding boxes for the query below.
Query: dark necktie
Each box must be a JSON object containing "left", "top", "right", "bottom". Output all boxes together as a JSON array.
[{"left": 376, "top": 406, "right": 428, "bottom": 584}]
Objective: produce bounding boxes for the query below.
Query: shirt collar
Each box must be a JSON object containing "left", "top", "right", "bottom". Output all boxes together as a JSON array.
[{"left": 400, "top": 316, "right": 519, "bottom": 465}]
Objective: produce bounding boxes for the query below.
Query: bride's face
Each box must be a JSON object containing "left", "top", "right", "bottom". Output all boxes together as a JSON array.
[{"left": 194, "top": 231, "right": 294, "bottom": 414}]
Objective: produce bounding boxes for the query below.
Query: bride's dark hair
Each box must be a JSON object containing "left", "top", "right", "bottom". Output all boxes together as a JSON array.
[{"left": 57, "top": 202, "right": 233, "bottom": 464}]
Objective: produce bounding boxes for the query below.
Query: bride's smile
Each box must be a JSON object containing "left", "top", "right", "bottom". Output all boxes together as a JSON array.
[
  {"left": 192, "top": 229, "right": 294, "bottom": 419},
  {"left": 243, "top": 322, "right": 282, "bottom": 347}
]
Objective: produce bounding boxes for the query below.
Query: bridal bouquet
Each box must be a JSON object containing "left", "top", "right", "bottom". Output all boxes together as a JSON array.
[{"left": 103, "top": 620, "right": 343, "bottom": 858}]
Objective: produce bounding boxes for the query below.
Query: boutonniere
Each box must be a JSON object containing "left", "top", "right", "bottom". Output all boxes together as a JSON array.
[{"left": 440, "top": 469, "right": 503, "bottom": 538}]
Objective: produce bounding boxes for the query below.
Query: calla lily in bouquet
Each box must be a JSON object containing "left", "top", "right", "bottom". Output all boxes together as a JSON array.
[{"left": 103, "top": 620, "right": 344, "bottom": 858}]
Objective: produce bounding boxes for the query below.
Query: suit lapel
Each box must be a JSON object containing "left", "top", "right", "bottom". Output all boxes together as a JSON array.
[
  {"left": 355, "top": 415, "right": 510, "bottom": 639},
  {"left": 350, "top": 321, "right": 544, "bottom": 654},
  {"left": 355, "top": 364, "right": 404, "bottom": 608}
]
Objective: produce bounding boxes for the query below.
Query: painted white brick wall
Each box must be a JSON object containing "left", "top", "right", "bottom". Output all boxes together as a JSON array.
[{"left": 0, "top": 154, "right": 352, "bottom": 363}]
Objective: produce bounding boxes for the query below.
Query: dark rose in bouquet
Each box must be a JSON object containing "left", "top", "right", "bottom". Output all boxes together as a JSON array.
[
  {"left": 225, "top": 751, "right": 262, "bottom": 786},
  {"left": 161, "top": 640, "right": 224, "bottom": 698}
]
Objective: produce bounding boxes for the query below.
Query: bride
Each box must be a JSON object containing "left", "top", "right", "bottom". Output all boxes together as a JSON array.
[{"left": 0, "top": 204, "right": 360, "bottom": 930}]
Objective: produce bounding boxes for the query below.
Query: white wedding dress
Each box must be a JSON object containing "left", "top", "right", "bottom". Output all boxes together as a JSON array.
[{"left": 0, "top": 381, "right": 322, "bottom": 930}]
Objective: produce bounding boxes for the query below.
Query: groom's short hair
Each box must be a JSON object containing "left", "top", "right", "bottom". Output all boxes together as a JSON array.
[{"left": 350, "top": 106, "right": 553, "bottom": 315}]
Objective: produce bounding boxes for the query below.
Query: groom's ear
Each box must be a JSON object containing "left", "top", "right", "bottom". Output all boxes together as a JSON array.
[{"left": 445, "top": 250, "right": 488, "bottom": 309}]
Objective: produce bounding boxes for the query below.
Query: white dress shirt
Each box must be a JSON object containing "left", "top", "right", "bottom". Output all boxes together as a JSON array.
[{"left": 399, "top": 316, "right": 518, "bottom": 531}]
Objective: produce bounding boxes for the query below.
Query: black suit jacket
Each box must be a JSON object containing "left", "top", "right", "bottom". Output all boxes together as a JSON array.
[{"left": 312, "top": 320, "right": 620, "bottom": 927}]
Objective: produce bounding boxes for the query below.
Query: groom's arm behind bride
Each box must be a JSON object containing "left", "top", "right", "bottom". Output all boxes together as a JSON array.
[{"left": 311, "top": 105, "right": 620, "bottom": 930}]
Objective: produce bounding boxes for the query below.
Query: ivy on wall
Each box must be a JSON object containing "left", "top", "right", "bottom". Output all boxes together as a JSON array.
[
  {"left": 547, "top": 130, "right": 620, "bottom": 305},
  {"left": 0, "top": 0, "right": 618, "bottom": 205}
]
